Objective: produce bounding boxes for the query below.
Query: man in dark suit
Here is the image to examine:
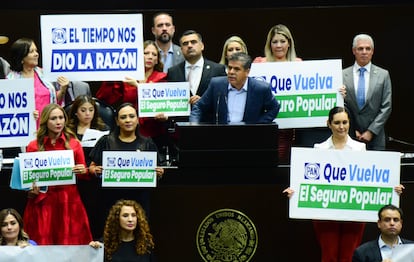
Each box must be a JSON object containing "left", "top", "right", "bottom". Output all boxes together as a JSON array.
[
  {"left": 352, "top": 204, "right": 413, "bottom": 262},
  {"left": 189, "top": 52, "right": 280, "bottom": 124},
  {"left": 167, "top": 29, "right": 227, "bottom": 107},
  {"left": 343, "top": 34, "right": 392, "bottom": 150},
  {"left": 166, "top": 30, "right": 226, "bottom": 162}
]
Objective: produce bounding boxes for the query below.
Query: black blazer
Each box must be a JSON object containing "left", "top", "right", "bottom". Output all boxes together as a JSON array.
[
  {"left": 167, "top": 58, "right": 226, "bottom": 123},
  {"left": 167, "top": 58, "right": 226, "bottom": 97},
  {"left": 352, "top": 237, "right": 414, "bottom": 262}
]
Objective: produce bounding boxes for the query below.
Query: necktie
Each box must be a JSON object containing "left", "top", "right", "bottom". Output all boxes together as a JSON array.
[
  {"left": 187, "top": 65, "right": 196, "bottom": 95},
  {"left": 357, "top": 67, "right": 366, "bottom": 109}
]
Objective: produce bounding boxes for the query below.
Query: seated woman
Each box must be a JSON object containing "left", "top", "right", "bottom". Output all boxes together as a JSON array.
[
  {"left": 66, "top": 95, "right": 111, "bottom": 165},
  {"left": 66, "top": 95, "right": 111, "bottom": 239},
  {"left": 0, "top": 208, "right": 37, "bottom": 247}
]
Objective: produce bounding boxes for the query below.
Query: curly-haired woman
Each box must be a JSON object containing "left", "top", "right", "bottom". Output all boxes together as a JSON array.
[{"left": 89, "top": 199, "right": 155, "bottom": 262}]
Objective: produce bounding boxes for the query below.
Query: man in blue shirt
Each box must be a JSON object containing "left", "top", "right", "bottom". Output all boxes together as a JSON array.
[
  {"left": 151, "top": 12, "right": 184, "bottom": 73},
  {"left": 190, "top": 52, "right": 280, "bottom": 124}
]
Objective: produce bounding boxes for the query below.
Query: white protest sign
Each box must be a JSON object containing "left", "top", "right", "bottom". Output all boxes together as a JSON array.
[
  {"left": 250, "top": 59, "right": 343, "bottom": 128},
  {"left": 40, "top": 13, "right": 145, "bottom": 81},
  {"left": 289, "top": 147, "right": 400, "bottom": 222},
  {"left": 81, "top": 128, "right": 109, "bottom": 147},
  {"left": 0, "top": 79, "right": 36, "bottom": 147},
  {"left": 0, "top": 245, "right": 103, "bottom": 262},
  {"left": 19, "top": 150, "right": 75, "bottom": 188},
  {"left": 390, "top": 243, "right": 414, "bottom": 261},
  {"left": 102, "top": 151, "right": 157, "bottom": 187},
  {"left": 138, "top": 82, "right": 191, "bottom": 117}
]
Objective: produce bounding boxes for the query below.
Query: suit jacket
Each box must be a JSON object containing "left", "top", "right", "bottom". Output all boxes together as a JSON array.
[
  {"left": 171, "top": 44, "right": 185, "bottom": 69},
  {"left": 0, "top": 56, "right": 10, "bottom": 79},
  {"left": 55, "top": 81, "right": 91, "bottom": 106},
  {"left": 352, "top": 237, "right": 414, "bottom": 262},
  {"left": 70, "top": 81, "right": 91, "bottom": 98},
  {"left": 167, "top": 58, "right": 227, "bottom": 97},
  {"left": 189, "top": 76, "right": 280, "bottom": 124},
  {"left": 167, "top": 57, "right": 226, "bottom": 123},
  {"left": 343, "top": 64, "right": 392, "bottom": 150}
]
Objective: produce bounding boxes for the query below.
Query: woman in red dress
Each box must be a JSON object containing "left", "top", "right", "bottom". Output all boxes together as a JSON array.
[{"left": 23, "top": 103, "right": 93, "bottom": 245}]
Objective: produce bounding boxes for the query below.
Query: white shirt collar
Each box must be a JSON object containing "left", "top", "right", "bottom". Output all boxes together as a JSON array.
[
  {"left": 185, "top": 57, "right": 204, "bottom": 69},
  {"left": 378, "top": 235, "right": 402, "bottom": 248},
  {"left": 354, "top": 62, "right": 372, "bottom": 73},
  {"left": 228, "top": 78, "right": 249, "bottom": 92}
]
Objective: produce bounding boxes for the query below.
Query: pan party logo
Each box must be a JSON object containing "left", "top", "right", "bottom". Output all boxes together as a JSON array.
[{"left": 196, "top": 208, "right": 258, "bottom": 262}]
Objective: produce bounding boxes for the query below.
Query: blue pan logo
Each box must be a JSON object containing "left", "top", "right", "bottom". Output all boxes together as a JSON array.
[
  {"left": 107, "top": 157, "right": 116, "bottom": 167},
  {"left": 24, "top": 158, "right": 33, "bottom": 168},
  {"left": 52, "top": 28, "right": 67, "bottom": 44},
  {"left": 142, "top": 89, "right": 151, "bottom": 98},
  {"left": 253, "top": 76, "right": 267, "bottom": 82},
  {"left": 304, "top": 163, "right": 320, "bottom": 180}
]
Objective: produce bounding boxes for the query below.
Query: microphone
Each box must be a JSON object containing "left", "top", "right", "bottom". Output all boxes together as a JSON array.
[
  {"left": 216, "top": 92, "right": 221, "bottom": 124},
  {"left": 388, "top": 137, "right": 414, "bottom": 147}
]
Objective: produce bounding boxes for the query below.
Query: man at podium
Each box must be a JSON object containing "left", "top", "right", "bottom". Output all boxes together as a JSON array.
[{"left": 189, "top": 52, "right": 280, "bottom": 124}]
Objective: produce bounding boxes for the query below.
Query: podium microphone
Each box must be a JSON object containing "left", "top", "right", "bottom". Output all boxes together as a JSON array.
[
  {"left": 216, "top": 93, "right": 221, "bottom": 124},
  {"left": 388, "top": 136, "right": 414, "bottom": 147}
]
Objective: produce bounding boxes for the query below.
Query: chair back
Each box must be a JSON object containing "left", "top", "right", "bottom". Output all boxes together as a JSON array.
[
  {"left": 94, "top": 98, "right": 116, "bottom": 130},
  {"left": 64, "top": 97, "right": 116, "bottom": 131}
]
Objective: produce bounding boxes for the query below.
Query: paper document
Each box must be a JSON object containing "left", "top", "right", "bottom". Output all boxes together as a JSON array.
[{"left": 81, "top": 129, "right": 109, "bottom": 147}]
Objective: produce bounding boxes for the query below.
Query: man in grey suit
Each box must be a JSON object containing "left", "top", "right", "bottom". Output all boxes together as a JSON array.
[
  {"left": 190, "top": 52, "right": 280, "bottom": 124},
  {"left": 54, "top": 80, "right": 91, "bottom": 106},
  {"left": 0, "top": 35, "right": 10, "bottom": 78},
  {"left": 152, "top": 12, "right": 184, "bottom": 73},
  {"left": 343, "top": 34, "right": 392, "bottom": 150},
  {"left": 352, "top": 204, "right": 413, "bottom": 262}
]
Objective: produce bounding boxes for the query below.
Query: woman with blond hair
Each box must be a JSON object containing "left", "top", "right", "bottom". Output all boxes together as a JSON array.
[
  {"left": 254, "top": 24, "right": 301, "bottom": 63},
  {"left": 23, "top": 103, "right": 92, "bottom": 245},
  {"left": 219, "top": 35, "right": 248, "bottom": 71},
  {"left": 253, "top": 24, "right": 302, "bottom": 164}
]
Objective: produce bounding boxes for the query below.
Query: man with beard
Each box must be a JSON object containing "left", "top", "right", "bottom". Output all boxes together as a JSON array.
[{"left": 151, "top": 12, "right": 184, "bottom": 73}]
